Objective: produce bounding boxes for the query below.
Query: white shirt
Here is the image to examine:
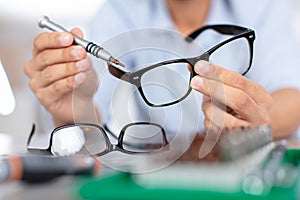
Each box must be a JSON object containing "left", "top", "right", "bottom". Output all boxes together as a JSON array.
[{"left": 83, "top": 0, "right": 300, "bottom": 136}]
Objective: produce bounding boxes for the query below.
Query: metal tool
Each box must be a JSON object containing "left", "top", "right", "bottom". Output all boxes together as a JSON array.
[
  {"left": 38, "top": 16, "right": 125, "bottom": 68},
  {"left": 242, "top": 140, "right": 289, "bottom": 195},
  {"left": 218, "top": 125, "right": 273, "bottom": 161},
  {"left": 0, "top": 155, "right": 101, "bottom": 183}
]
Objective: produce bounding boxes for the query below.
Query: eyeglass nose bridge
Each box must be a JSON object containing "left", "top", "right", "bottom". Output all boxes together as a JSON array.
[{"left": 106, "top": 143, "right": 125, "bottom": 153}]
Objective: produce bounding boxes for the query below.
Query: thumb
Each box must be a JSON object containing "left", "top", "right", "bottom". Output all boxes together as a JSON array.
[{"left": 71, "top": 27, "right": 84, "bottom": 38}]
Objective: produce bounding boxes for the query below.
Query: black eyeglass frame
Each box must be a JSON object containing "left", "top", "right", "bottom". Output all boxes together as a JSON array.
[
  {"left": 107, "top": 24, "right": 255, "bottom": 107},
  {"left": 27, "top": 122, "right": 169, "bottom": 156}
]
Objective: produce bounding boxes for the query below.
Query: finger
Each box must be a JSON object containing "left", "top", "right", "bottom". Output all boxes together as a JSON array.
[
  {"left": 33, "top": 32, "right": 73, "bottom": 56},
  {"left": 33, "top": 58, "right": 90, "bottom": 88},
  {"left": 71, "top": 28, "right": 84, "bottom": 38},
  {"left": 202, "top": 95, "right": 210, "bottom": 105},
  {"left": 202, "top": 101, "right": 250, "bottom": 130},
  {"left": 33, "top": 45, "right": 86, "bottom": 71},
  {"left": 192, "top": 75, "right": 270, "bottom": 123},
  {"left": 35, "top": 73, "right": 87, "bottom": 105},
  {"left": 194, "top": 60, "right": 272, "bottom": 107},
  {"left": 34, "top": 76, "right": 75, "bottom": 108},
  {"left": 187, "top": 63, "right": 192, "bottom": 72}
]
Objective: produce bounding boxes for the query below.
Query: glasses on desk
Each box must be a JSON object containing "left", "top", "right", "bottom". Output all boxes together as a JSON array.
[
  {"left": 108, "top": 24, "right": 255, "bottom": 107},
  {"left": 27, "top": 122, "right": 169, "bottom": 157}
]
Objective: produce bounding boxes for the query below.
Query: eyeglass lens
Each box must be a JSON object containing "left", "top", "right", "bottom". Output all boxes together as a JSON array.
[
  {"left": 209, "top": 37, "right": 250, "bottom": 74},
  {"left": 51, "top": 125, "right": 107, "bottom": 156},
  {"left": 122, "top": 123, "right": 166, "bottom": 152},
  {"left": 140, "top": 62, "right": 191, "bottom": 106},
  {"left": 193, "top": 28, "right": 251, "bottom": 75}
]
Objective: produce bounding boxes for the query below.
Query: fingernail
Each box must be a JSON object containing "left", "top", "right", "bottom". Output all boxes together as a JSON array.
[
  {"left": 191, "top": 76, "right": 203, "bottom": 88},
  {"left": 72, "top": 47, "right": 84, "bottom": 59},
  {"left": 195, "top": 60, "right": 212, "bottom": 75},
  {"left": 60, "top": 34, "right": 72, "bottom": 45},
  {"left": 76, "top": 59, "right": 87, "bottom": 71}
]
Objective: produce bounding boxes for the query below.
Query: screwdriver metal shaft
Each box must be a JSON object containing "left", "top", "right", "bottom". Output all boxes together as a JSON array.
[{"left": 38, "top": 16, "right": 124, "bottom": 67}]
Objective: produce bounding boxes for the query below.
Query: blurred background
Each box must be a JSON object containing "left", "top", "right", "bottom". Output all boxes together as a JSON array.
[{"left": 0, "top": 0, "right": 300, "bottom": 147}]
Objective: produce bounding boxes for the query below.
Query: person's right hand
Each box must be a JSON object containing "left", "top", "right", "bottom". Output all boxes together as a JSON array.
[{"left": 24, "top": 28, "right": 99, "bottom": 126}]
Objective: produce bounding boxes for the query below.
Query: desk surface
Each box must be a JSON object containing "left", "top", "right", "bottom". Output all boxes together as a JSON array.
[
  {"left": 1, "top": 178, "right": 77, "bottom": 200},
  {"left": 1, "top": 133, "right": 300, "bottom": 200}
]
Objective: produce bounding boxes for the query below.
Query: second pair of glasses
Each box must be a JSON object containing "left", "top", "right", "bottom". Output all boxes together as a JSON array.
[{"left": 27, "top": 122, "right": 169, "bottom": 157}]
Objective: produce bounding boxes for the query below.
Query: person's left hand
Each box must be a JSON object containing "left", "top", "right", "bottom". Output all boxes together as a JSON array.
[{"left": 190, "top": 60, "right": 273, "bottom": 130}]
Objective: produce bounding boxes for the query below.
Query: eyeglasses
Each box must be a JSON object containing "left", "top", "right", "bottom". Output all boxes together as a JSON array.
[
  {"left": 27, "top": 122, "right": 169, "bottom": 157},
  {"left": 108, "top": 24, "right": 255, "bottom": 107}
]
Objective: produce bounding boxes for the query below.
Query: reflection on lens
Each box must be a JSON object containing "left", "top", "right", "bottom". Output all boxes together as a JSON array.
[
  {"left": 209, "top": 38, "right": 250, "bottom": 74},
  {"left": 51, "top": 126, "right": 85, "bottom": 156},
  {"left": 123, "top": 124, "right": 166, "bottom": 152},
  {"left": 80, "top": 126, "right": 107, "bottom": 155},
  {"left": 141, "top": 62, "right": 191, "bottom": 106},
  {"left": 52, "top": 125, "right": 107, "bottom": 156}
]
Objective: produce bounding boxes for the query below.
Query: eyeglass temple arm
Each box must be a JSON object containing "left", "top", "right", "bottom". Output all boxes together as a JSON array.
[
  {"left": 108, "top": 64, "right": 130, "bottom": 82},
  {"left": 161, "top": 127, "right": 169, "bottom": 145},
  {"left": 103, "top": 124, "right": 118, "bottom": 140},
  {"left": 27, "top": 124, "right": 36, "bottom": 146},
  {"left": 185, "top": 24, "right": 250, "bottom": 42},
  {"left": 26, "top": 123, "right": 53, "bottom": 155},
  {"left": 27, "top": 147, "right": 53, "bottom": 155}
]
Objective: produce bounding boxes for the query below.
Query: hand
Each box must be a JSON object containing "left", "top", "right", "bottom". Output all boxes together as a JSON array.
[
  {"left": 24, "top": 28, "right": 99, "bottom": 125},
  {"left": 190, "top": 60, "right": 273, "bottom": 130}
]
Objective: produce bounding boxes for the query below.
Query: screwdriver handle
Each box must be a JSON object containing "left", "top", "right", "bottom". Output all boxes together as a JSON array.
[{"left": 0, "top": 155, "right": 101, "bottom": 183}]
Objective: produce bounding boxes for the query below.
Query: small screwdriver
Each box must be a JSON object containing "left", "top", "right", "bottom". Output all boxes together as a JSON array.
[
  {"left": 38, "top": 16, "right": 125, "bottom": 69},
  {"left": 0, "top": 155, "right": 101, "bottom": 183}
]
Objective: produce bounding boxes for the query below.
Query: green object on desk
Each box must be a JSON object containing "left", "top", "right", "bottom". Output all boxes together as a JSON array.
[
  {"left": 283, "top": 148, "right": 300, "bottom": 164},
  {"left": 77, "top": 149, "right": 300, "bottom": 200}
]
